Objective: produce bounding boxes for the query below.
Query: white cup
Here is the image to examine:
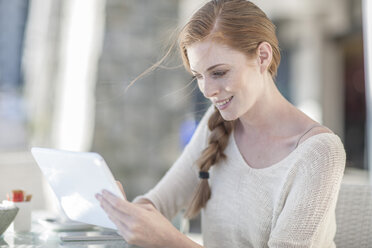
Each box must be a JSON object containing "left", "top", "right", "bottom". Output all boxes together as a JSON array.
[{"left": 13, "top": 202, "right": 31, "bottom": 232}]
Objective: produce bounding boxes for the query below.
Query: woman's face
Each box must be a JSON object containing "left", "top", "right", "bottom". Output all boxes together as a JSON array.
[{"left": 187, "top": 40, "right": 265, "bottom": 121}]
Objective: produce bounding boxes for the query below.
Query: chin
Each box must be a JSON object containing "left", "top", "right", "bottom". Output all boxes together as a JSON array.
[{"left": 219, "top": 111, "right": 238, "bottom": 122}]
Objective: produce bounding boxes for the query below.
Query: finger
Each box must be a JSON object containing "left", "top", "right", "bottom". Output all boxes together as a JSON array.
[
  {"left": 101, "top": 207, "right": 131, "bottom": 239},
  {"left": 96, "top": 192, "right": 123, "bottom": 213},
  {"left": 101, "top": 190, "right": 137, "bottom": 216},
  {"left": 116, "top": 180, "right": 126, "bottom": 198},
  {"left": 96, "top": 194, "right": 140, "bottom": 245},
  {"left": 97, "top": 193, "right": 132, "bottom": 225},
  {"left": 97, "top": 193, "right": 137, "bottom": 240}
]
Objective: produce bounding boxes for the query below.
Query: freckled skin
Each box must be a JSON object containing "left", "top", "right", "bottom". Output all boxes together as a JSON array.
[{"left": 187, "top": 40, "right": 265, "bottom": 121}]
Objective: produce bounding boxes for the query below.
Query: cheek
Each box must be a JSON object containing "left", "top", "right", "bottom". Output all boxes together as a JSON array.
[
  {"left": 226, "top": 74, "right": 246, "bottom": 92},
  {"left": 223, "top": 74, "right": 238, "bottom": 91}
]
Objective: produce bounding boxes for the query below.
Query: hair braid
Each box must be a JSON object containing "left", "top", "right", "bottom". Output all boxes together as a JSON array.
[{"left": 185, "top": 108, "right": 234, "bottom": 218}]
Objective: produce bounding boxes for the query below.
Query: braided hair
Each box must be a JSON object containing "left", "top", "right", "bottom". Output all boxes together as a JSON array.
[{"left": 185, "top": 108, "right": 234, "bottom": 218}]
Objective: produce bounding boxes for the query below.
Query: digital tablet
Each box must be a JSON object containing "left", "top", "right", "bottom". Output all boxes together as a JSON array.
[{"left": 31, "top": 147, "right": 124, "bottom": 230}]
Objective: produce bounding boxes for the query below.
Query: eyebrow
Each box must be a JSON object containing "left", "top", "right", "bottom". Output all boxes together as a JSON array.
[{"left": 191, "top": 64, "right": 226, "bottom": 74}]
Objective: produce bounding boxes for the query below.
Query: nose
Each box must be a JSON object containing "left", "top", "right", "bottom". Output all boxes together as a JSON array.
[{"left": 200, "top": 78, "right": 219, "bottom": 98}]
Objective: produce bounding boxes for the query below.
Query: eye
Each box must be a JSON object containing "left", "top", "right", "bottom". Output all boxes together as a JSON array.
[{"left": 212, "top": 70, "right": 228, "bottom": 78}]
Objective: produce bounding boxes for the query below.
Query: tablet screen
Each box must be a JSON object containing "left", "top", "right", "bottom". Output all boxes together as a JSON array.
[{"left": 31, "top": 147, "right": 124, "bottom": 230}]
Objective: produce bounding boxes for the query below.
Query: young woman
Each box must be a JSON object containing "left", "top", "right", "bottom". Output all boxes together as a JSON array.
[{"left": 96, "top": 1, "right": 346, "bottom": 247}]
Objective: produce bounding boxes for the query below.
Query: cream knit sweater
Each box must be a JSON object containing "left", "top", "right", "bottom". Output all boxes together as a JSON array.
[{"left": 136, "top": 106, "right": 346, "bottom": 248}]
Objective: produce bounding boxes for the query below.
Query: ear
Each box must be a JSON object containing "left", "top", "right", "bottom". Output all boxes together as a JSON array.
[{"left": 256, "top": 42, "right": 273, "bottom": 74}]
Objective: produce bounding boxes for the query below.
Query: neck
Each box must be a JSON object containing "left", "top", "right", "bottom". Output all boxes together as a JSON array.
[{"left": 237, "top": 78, "right": 299, "bottom": 138}]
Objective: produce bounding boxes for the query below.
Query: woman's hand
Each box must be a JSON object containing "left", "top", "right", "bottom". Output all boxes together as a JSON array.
[
  {"left": 96, "top": 189, "right": 198, "bottom": 248},
  {"left": 116, "top": 180, "right": 125, "bottom": 197}
]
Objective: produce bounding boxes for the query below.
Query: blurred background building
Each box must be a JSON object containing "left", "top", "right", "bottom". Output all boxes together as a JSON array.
[{"left": 0, "top": 0, "right": 369, "bottom": 232}]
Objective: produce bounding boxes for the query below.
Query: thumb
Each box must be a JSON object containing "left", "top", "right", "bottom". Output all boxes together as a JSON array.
[{"left": 116, "top": 180, "right": 126, "bottom": 198}]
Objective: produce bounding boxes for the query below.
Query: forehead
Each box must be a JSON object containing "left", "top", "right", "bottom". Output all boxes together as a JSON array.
[{"left": 186, "top": 40, "right": 248, "bottom": 72}]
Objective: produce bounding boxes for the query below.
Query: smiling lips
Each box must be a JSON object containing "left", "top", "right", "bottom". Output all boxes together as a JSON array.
[{"left": 215, "top": 96, "right": 233, "bottom": 109}]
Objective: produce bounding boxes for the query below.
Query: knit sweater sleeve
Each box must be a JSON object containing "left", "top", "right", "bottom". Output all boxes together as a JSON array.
[
  {"left": 268, "top": 134, "right": 346, "bottom": 247},
  {"left": 133, "top": 106, "right": 214, "bottom": 220}
]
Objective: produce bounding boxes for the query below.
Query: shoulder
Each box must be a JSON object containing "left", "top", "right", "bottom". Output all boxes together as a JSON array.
[
  {"left": 297, "top": 125, "right": 333, "bottom": 146},
  {"left": 304, "top": 132, "right": 345, "bottom": 159},
  {"left": 297, "top": 125, "right": 346, "bottom": 158},
  {"left": 295, "top": 123, "right": 345, "bottom": 156},
  {"left": 283, "top": 132, "right": 346, "bottom": 195},
  {"left": 296, "top": 132, "right": 346, "bottom": 177}
]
